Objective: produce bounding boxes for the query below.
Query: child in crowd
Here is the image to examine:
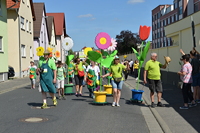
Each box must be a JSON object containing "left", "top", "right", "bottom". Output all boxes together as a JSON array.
[
  {"left": 22, "top": 61, "right": 37, "bottom": 89},
  {"left": 56, "top": 61, "right": 66, "bottom": 100}
]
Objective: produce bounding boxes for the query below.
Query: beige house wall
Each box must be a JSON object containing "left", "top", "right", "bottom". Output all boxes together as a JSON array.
[
  {"left": 7, "top": 10, "right": 20, "bottom": 77},
  {"left": 7, "top": 0, "right": 34, "bottom": 77},
  {"left": 49, "top": 22, "right": 56, "bottom": 53}
]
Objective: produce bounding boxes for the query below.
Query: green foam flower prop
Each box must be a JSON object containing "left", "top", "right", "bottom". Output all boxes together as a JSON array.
[{"left": 66, "top": 55, "right": 74, "bottom": 66}]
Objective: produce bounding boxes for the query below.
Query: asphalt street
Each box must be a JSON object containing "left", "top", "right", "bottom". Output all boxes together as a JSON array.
[{"left": 0, "top": 82, "right": 149, "bottom": 133}]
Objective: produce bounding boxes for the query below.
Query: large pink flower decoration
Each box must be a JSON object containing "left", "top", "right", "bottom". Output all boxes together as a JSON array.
[
  {"left": 107, "top": 38, "right": 117, "bottom": 51},
  {"left": 95, "top": 32, "right": 111, "bottom": 49}
]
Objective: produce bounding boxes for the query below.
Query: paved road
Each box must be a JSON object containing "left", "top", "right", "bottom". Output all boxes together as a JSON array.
[{"left": 0, "top": 81, "right": 150, "bottom": 133}]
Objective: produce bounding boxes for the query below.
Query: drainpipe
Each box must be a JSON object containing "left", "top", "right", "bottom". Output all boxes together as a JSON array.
[{"left": 17, "top": 9, "right": 22, "bottom": 78}]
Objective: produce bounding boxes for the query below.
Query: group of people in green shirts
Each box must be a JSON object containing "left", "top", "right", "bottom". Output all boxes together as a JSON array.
[{"left": 24, "top": 48, "right": 172, "bottom": 109}]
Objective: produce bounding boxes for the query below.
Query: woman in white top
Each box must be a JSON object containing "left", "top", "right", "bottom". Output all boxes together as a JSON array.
[{"left": 85, "top": 61, "right": 100, "bottom": 98}]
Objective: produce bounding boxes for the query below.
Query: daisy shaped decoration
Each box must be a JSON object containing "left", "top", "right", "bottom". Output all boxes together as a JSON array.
[
  {"left": 62, "top": 37, "right": 74, "bottom": 51},
  {"left": 36, "top": 47, "right": 44, "bottom": 56},
  {"left": 95, "top": 32, "right": 111, "bottom": 49},
  {"left": 107, "top": 38, "right": 117, "bottom": 51}
]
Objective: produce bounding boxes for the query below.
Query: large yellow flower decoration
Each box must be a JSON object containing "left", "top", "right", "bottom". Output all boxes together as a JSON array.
[
  {"left": 47, "top": 47, "right": 53, "bottom": 52},
  {"left": 36, "top": 47, "right": 44, "bottom": 56}
]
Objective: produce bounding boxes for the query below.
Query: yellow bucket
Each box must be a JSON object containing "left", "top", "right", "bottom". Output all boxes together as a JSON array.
[
  {"left": 104, "top": 85, "right": 113, "bottom": 95},
  {"left": 94, "top": 91, "right": 107, "bottom": 103}
]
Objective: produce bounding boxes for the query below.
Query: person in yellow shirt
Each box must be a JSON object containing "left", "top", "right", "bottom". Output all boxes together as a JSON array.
[
  {"left": 133, "top": 60, "right": 139, "bottom": 80},
  {"left": 102, "top": 56, "right": 126, "bottom": 107}
]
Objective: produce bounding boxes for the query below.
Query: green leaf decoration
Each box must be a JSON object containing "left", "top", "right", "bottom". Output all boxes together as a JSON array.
[
  {"left": 140, "top": 41, "right": 151, "bottom": 61},
  {"left": 88, "top": 51, "right": 102, "bottom": 63},
  {"left": 39, "top": 56, "right": 44, "bottom": 60},
  {"left": 65, "top": 55, "right": 74, "bottom": 66},
  {"left": 132, "top": 48, "right": 140, "bottom": 60},
  {"left": 101, "top": 57, "right": 115, "bottom": 68},
  {"left": 85, "top": 59, "right": 91, "bottom": 65},
  {"left": 102, "top": 51, "right": 109, "bottom": 57},
  {"left": 109, "top": 50, "right": 118, "bottom": 57}
]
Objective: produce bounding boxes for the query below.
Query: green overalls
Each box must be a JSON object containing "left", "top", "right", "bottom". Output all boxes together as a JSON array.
[{"left": 40, "top": 61, "right": 56, "bottom": 93}]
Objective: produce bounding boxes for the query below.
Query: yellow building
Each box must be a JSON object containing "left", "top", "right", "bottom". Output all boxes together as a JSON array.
[{"left": 7, "top": 0, "right": 36, "bottom": 78}]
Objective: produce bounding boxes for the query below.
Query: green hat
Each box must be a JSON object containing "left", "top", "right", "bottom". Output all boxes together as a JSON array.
[{"left": 43, "top": 49, "right": 51, "bottom": 55}]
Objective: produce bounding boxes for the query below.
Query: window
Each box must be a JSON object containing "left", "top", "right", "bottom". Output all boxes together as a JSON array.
[
  {"left": 29, "top": 22, "right": 31, "bottom": 33},
  {"left": 20, "top": 17, "right": 25, "bottom": 30},
  {"left": 26, "top": 20, "right": 29, "bottom": 32},
  {"left": 0, "top": 36, "right": 2, "bottom": 51},
  {"left": 27, "top": 0, "right": 29, "bottom": 7},
  {"left": 41, "top": 31, "right": 43, "bottom": 43},
  {"left": 0, "top": 0, "right": 2, "bottom": 16},
  {"left": 30, "top": 46, "right": 32, "bottom": 58},
  {"left": 194, "top": 3, "right": 199, "bottom": 12},
  {"left": 163, "top": 31, "right": 165, "bottom": 36},
  {"left": 163, "top": 20, "right": 165, "bottom": 26},
  {"left": 155, "top": 33, "right": 157, "bottom": 39},
  {"left": 168, "top": 18, "right": 170, "bottom": 25},
  {"left": 179, "top": 6, "right": 183, "bottom": 15},
  {"left": 21, "top": 44, "right": 26, "bottom": 57}
]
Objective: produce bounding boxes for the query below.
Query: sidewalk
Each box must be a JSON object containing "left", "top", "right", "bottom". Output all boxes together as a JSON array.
[
  {"left": 124, "top": 75, "right": 199, "bottom": 133},
  {"left": 0, "top": 77, "right": 30, "bottom": 95}
]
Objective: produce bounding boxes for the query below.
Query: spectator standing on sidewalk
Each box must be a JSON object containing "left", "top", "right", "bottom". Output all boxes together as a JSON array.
[
  {"left": 129, "top": 59, "right": 133, "bottom": 75},
  {"left": 143, "top": 52, "right": 167, "bottom": 108},
  {"left": 178, "top": 54, "right": 197, "bottom": 109},
  {"left": 133, "top": 60, "right": 139, "bottom": 80},
  {"left": 56, "top": 61, "right": 66, "bottom": 100},
  {"left": 102, "top": 56, "right": 126, "bottom": 107},
  {"left": 123, "top": 61, "right": 130, "bottom": 81},
  {"left": 22, "top": 61, "right": 37, "bottom": 89},
  {"left": 37, "top": 49, "right": 57, "bottom": 109}
]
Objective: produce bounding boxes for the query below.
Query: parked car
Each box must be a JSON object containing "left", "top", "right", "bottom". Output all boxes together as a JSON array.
[{"left": 8, "top": 66, "right": 15, "bottom": 79}]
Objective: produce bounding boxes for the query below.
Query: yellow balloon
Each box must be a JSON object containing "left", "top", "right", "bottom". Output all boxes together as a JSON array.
[
  {"left": 84, "top": 47, "right": 93, "bottom": 55},
  {"left": 124, "top": 55, "right": 127, "bottom": 58}
]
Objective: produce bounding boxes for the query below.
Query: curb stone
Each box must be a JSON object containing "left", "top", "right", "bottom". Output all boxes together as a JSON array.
[{"left": 124, "top": 81, "right": 172, "bottom": 133}]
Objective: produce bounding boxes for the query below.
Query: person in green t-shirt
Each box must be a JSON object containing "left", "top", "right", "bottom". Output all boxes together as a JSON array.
[
  {"left": 102, "top": 56, "right": 126, "bottom": 107},
  {"left": 143, "top": 52, "right": 167, "bottom": 108},
  {"left": 22, "top": 61, "right": 37, "bottom": 89},
  {"left": 56, "top": 61, "right": 66, "bottom": 100},
  {"left": 37, "top": 49, "right": 57, "bottom": 109}
]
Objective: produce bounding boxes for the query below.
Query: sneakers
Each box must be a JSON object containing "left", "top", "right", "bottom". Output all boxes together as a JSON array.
[
  {"left": 75, "top": 93, "right": 79, "bottom": 97},
  {"left": 41, "top": 103, "right": 47, "bottom": 109},
  {"left": 135, "top": 77, "right": 138, "bottom": 80},
  {"left": 58, "top": 96, "right": 62, "bottom": 100},
  {"left": 116, "top": 103, "right": 120, "bottom": 107},
  {"left": 180, "top": 106, "right": 189, "bottom": 109},
  {"left": 157, "top": 102, "right": 165, "bottom": 107},
  {"left": 189, "top": 103, "right": 197, "bottom": 107},
  {"left": 62, "top": 95, "right": 66, "bottom": 100},
  {"left": 112, "top": 102, "right": 120, "bottom": 107},
  {"left": 53, "top": 97, "right": 57, "bottom": 106},
  {"left": 151, "top": 102, "right": 155, "bottom": 108}
]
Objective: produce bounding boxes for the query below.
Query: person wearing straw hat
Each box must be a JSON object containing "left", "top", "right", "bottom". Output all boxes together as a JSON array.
[
  {"left": 37, "top": 49, "right": 57, "bottom": 109},
  {"left": 102, "top": 56, "right": 126, "bottom": 107}
]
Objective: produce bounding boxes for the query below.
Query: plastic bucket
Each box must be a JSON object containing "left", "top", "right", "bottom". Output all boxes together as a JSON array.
[
  {"left": 131, "top": 89, "right": 144, "bottom": 101},
  {"left": 64, "top": 84, "right": 74, "bottom": 94}
]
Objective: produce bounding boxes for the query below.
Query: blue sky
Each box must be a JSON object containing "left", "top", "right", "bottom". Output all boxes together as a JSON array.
[{"left": 33, "top": 0, "right": 173, "bottom": 51}]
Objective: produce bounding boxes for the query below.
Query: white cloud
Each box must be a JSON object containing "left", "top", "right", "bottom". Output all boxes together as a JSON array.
[
  {"left": 127, "top": 0, "right": 145, "bottom": 4},
  {"left": 78, "top": 14, "right": 93, "bottom": 18}
]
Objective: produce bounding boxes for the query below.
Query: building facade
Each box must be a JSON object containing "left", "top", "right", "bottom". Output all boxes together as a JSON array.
[
  {"left": 0, "top": 0, "right": 8, "bottom": 81},
  {"left": 7, "top": 0, "right": 36, "bottom": 78},
  {"left": 151, "top": 0, "right": 200, "bottom": 49},
  {"left": 33, "top": 3, "right": 49, "bottom": 63},
  {"left": 46, "top": 13, "right": 68, "bottom": 63}
]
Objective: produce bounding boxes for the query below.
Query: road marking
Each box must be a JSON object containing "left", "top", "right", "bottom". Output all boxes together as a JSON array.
[{"left": 0, "top": 83, "right": 30, "bottom": 95}]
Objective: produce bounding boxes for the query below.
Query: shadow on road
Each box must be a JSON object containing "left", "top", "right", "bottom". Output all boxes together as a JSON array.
[{"left": 27, "top": 102, "right": 42, "bottom": 107}]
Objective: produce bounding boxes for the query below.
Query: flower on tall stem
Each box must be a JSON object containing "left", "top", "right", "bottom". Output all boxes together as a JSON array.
[
  {"left": 139, "top": 25, "right": 151, "bottom": 41},
  {"left": 107, "top": 38, "right": 117, "bottom": 51},
  {"left": 36, "top": 47, "right": 44, "bottom": 56}
]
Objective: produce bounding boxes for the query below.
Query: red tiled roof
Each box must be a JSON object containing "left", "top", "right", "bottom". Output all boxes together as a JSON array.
[
  {"left": 46, "top": 13, "right": 67, "bottom": 36},
  {"left": 7, "top": 0, "right": 20, "bottom": 9},
  {"left": 7, "top": 0, "right": 36, "bottom": 21}
]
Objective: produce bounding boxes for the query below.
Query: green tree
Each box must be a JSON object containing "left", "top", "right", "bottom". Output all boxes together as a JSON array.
[
  {"left": 115, "top": 30, "right": 142, "bottom": 55},
  {"left": 68, "top": 49, "right": 74, "bottom": 55}
]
